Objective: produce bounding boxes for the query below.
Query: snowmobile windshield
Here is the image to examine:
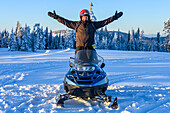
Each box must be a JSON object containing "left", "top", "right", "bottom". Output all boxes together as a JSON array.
[{"left": 74, "top": 50, "right": 103, "bottom": 65}]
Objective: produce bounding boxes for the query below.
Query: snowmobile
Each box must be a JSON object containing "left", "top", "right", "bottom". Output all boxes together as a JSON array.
[{"left": 56, "top": 50, "right": 118, "bottom": 109}]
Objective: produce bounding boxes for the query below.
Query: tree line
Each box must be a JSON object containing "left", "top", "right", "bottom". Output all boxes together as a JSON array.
[{"left": 0, "top": 21, "right": 169, "bottom": 52}]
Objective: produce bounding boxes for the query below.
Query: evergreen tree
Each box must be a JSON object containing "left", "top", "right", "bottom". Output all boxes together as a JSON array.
[
  {"left": 111, "top": 32, "right": 118, "bottom": 50},
  {"left": 48, "top": 30, "right": 53, "bottom": 49},
  {"left": 116, "top": 29, "right": 121, "bottom": 50},
  {"left": 20, "top": 24, "right": 31, "bottom": 51},
  {"left": 44, "top": 27, "right": 49, "bottom": 49},
  {"left": 130, "top": 28, "right": 136, "bottom": 51},
  {"left": 15, "top": 21, "right": 23, "bottom": 51},
  {"left": 30, "top": 31, "right": 36, "bottom": 52},
  {"left": 39, "top": 26, "right": 46, "bottom": 50},
  {"left": 58, "top": 33, "right": 65, "bottom": 49},
  {"left": 135, "top": 28, "right": 140, "bottom": 51},
  {"left": 53, "top": 35, "right": 59, "bottom": 49},
  {"left": 103, "top": 26, "right": 109, "bottom": 49},
  {"left": 107, "top": 33, "right": 113, "bottom": 50},
  {"left": 57, "top": 33, "right": 61, "bottom": 49},
  {"left": 72, "top": 30, "right": 76, "bottom": 49},
  {"left": 30, "top": 24, "right": 42, "bottom": 52},
  {"left": 120, "top": 35, "right": 126, "bottom": 50},
  {"left": 163, "top": 19, "right": 170, "bottom": 52},
  {"left": 0, "top": 30, "right": 9, "bottom": 48},
  {"left": 163, "top": 19, "right": 170, "bottom": 38},
  {"left": 149, "top": 38, "right": 156, "bottom": 51},
  {"left": 96, "top": 29, "right": 103, "bottom": 49},
  {"left": 167, "top": 40, "right": 170, "bottom": 52},
  {"left": 0, "top": 31, "right": 4, "bottom": 47},
  {"left": 138, "top": 30, "right": 145, "bottom": 51},
  {"left": 155, "top": 32, "right": 161, "bottom": 52},
  {"left": 127, "top": 30, "right": 131, "bottom": 51},
  {"left": 33, "top": 24, "right": 42, "bottom": 50},
  {"left": 8, "top": 29, "right": 17, "bottom": 51},
  {"left": 90, "top": 2, "right": 97, "bottom": 21}
]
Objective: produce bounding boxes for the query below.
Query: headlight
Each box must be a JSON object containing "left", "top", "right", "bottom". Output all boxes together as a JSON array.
[{"left": 76, "top": 66, "right": 95, "bottom": 71}]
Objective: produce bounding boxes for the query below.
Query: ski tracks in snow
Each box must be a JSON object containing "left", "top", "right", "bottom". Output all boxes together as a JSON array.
[
  {"left": 0, "top": 72, "right": 27, "bottom": 86},
  {"left": 107, "top": 85, "right": 170, "bottom": 113},
  {"left": 0, "top": 84, "right": 63, "bottom": 112},
  {"left": 0, "top": 48, "right": 72, "bottom": 112}
]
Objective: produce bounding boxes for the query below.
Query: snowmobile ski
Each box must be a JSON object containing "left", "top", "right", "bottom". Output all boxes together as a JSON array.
[{"left": 109, "top": 97, "right": 119, "bottom": 109}]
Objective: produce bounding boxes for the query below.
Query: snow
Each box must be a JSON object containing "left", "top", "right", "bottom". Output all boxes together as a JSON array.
[{"left": 0, "top": 48, "right": 170, "bottom": 113}]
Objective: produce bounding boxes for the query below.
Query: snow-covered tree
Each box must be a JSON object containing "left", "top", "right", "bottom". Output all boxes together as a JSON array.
[
  {"left": 100, "top": 30, "right": 108, "bottom": 49},
  {"left": 30, "top": 31, "right": 36, "bottom": 52},
  {"left": 167, "top": 40, "right": 170, "bottom": 52},
  {"left": 163, "top": 19, "right": 170, "bottom": 38},
  {"left": 120, "top": 35, "right": 126, "bottom": 50},
  {"left": 103, "top": 26, "right": 109, "bottom": 49},
  {"left": 149, "top": 38, "right": 157, "bottom": 51},
  {"left": 8, "top": 29, "right": 17, "bottom": 51},
  {"left": 96, "top": 28, "right": 104, "bottom": 49},
  {"left": 52, "top": 35, "right": 59, "bottom": 49},
  {"left": 127, "top": 30, "right": 131, "bottom": 51},
  {"left": 38, "top": 26, "right": 46, "bottom": 50},
  {"left": 95, "top": 30, "right": 101, "bottom": 49},
  {"left": 58, "top": 32, "right": 65, "bottom": 49},
  {"left": 107, "top": 32, "right": 113, "bottom": 50},
  {"left": 116, "top": 29, "right": 121, "bottom": 50},
  {"left": 47, "top": 30, "right": 52, "bottom": 49},
  {"left": 111, "top": 32, "right": 118, "bottom": 50},
  {"left": 44, "top": 27, "right": 49, "bottom": 49},
  {"left": 33, "top": 24, "right": 42, "bottom": 50},
  {"left": 0, "top": 30, "right": 9, "bottom": 48},
  {"left": 135, "top": 28, "right": 140, "bottom": 51},
  {"left": 163, "top": 19, "right": 170, "bottom": 52},
  {"left": 90, "top": 2, "right": 97, "bottom": 21},
  {"left": 65, "top": 29, "right": 76, "bottom": 49},
  {"left": 2, "top": 20, "right": 170, "bottom": 53},
  {"left": 131, "top": 28, "right": 136, "bottom": 50},
  {"left": 20, "top": 24, "right": 31, "bottom": 51},
  {"left": 57, "top": 33, "right": 61, "bottom": 49},
  {"left": 154, "top": 32, "right": 163, "bottom": 52},
  {"left": 138, "top": 30, "right": 145, "bottom": 51},
  {"left": 0, "top": 31, "right": 4, "bottom": 47},
  {"left": 30, "top": 24, "right": 42, "bottom": 52},
  {"left": 15, "top": 21, "right": 23, "bottom": 51}
]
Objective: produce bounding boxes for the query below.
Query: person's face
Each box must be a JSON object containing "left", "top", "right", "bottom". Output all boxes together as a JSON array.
[{"left": 82, "top": 16, "right": 89, "bottom": 21}]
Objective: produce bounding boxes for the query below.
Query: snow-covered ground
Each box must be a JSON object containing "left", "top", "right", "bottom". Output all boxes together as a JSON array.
[{"left": 0, "top": 48, "right": 169, "bottom": 113}]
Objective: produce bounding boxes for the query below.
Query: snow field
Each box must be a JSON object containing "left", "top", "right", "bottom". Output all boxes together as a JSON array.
[{"left": 0, "top": 48, "right": 169, "bottom": 113}]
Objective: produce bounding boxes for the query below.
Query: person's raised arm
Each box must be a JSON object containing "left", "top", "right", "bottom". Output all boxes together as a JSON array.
[
  {"left": 48, "top": 10, "right": 77, "bottom": 30},
  {"left": 94, "top": 11, "right": 123, "bottom": 29}
]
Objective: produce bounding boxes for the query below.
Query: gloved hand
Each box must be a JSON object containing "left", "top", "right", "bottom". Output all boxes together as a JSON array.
[
  {"left": 113, "top": 10, "right": 123, "bottom": 20},
  {"left": 48, "top": 10, "right": 59, "bottom": 19}
]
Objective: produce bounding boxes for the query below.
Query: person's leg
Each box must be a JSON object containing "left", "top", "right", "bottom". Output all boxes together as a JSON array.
[{"left": 75, "top": 49, "right": 78, "bottom": 55}]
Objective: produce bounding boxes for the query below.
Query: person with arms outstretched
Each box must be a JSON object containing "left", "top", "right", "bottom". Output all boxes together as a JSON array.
[{"left": 48, "top": 9, "right": 123, "bottom": 53}]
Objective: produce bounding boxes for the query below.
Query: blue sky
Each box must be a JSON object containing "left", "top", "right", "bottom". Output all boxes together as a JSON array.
[{"left": 0, "top": 0, "right": 169, "bottom": 35}]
